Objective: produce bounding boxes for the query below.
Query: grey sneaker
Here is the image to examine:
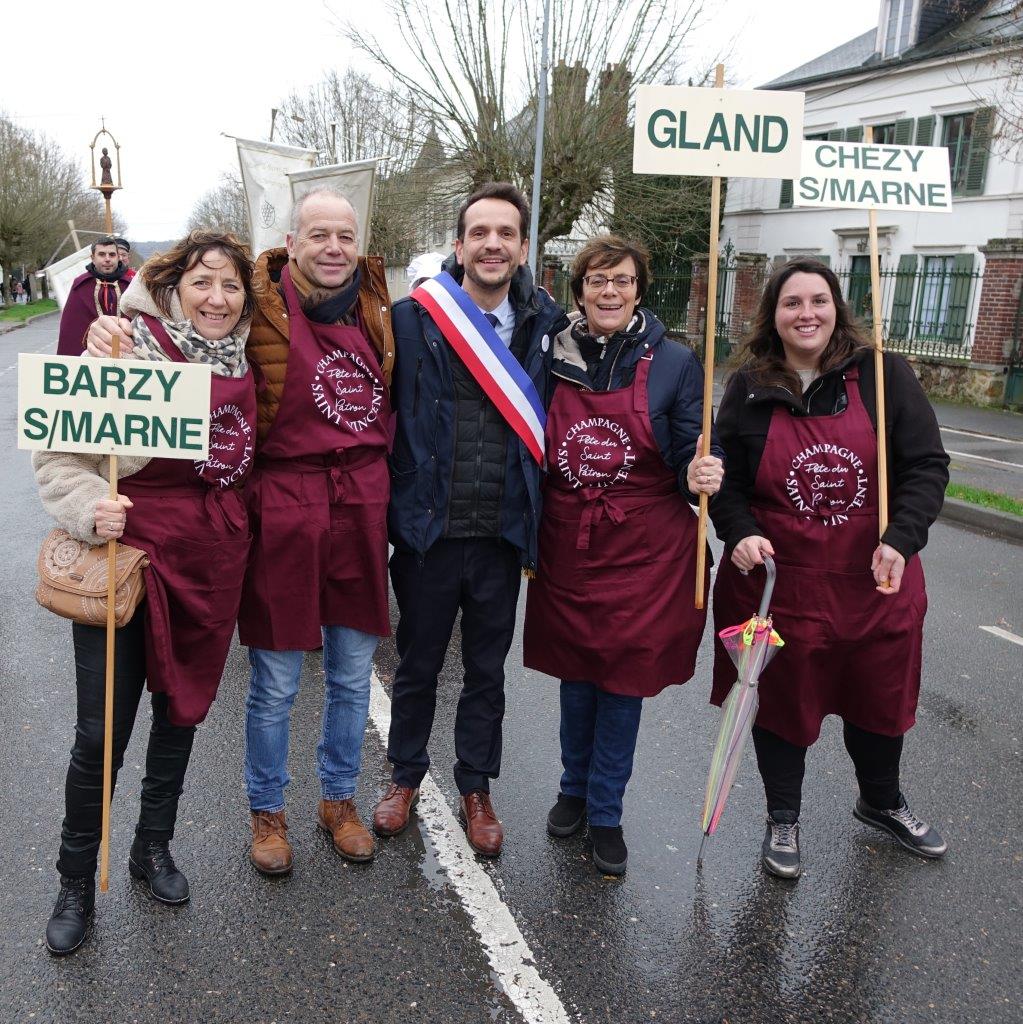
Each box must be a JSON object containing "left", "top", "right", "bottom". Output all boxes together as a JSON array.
[
  {"left": 854, "top": 796, "right": 947, "bottom": 859},
  {"left": 762, "top": 810, "right": 801, "bottom": 879}
]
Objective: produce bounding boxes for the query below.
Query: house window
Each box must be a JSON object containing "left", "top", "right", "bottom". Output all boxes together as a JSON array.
[
  {"left": 916, "top": 256, "right": 956, "bottom": 339},
  {"left": 883, "top": 0, "right": 914, "bottom": 58},
  {"left": 869, "top": 123, "right": 897, "bottom": 145},
  {"left": 942, "top": 112, "right": 976, "bottom": 194}
]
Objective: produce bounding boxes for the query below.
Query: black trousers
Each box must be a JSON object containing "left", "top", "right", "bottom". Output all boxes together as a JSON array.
[
  {"left": 388, "top": 538, "right": 521, "bottom": 795},
  {"left": 56, "top": 613, "right": 196, "bottom": 879},
  {"left": 753, "top": 720, "right": 903, "bottom": 817}
]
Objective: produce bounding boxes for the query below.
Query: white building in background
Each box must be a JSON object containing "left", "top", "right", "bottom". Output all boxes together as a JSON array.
[{"left": 722, "top": 0, "right": 1023, "bottom": 352}]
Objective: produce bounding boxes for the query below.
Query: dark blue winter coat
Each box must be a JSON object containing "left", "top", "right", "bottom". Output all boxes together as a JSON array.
[
  {"left": 387, "top": 259, "right": 569, "bottom": 570},
  {"left": 550, "top": 309, "right": 723, "bottom": 498}
]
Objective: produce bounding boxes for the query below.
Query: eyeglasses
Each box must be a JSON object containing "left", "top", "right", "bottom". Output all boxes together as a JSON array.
[{"left": 583, "top": 273, "right": 638, "bottom": 291}]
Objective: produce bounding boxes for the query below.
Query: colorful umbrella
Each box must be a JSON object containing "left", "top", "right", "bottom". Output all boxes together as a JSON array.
[{"left": 698, "top": 556, "right": 784, "bottom": 867}]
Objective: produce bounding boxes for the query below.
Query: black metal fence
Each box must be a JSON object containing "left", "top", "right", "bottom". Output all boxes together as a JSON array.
[{"left": 550, "top": 257, "right": 983, "bottom": 362}]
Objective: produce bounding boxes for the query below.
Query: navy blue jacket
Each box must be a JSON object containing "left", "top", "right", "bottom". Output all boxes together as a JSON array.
[
  {"left": 550, "top": 309, "right": 723, "bottom": 500},
  {"left": 388, "top": 260, "right": 569, "bottom": 570}
]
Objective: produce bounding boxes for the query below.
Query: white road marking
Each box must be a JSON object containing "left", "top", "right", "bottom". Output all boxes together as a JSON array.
[
  {"left": 945, "top": 449, "right": 1023, "bottom": 471},
  {"left": 368, "top": 672, "right": 575, "bottom": 1024},
  {"left": 0, "top": 338, "right": 57, "bottom": 380},
  {"left": 941, "top": 426, "right": 1023, "bottom": 448},
  {"left": 979, "top": 625, "right": 1023, "bottom": 648}
]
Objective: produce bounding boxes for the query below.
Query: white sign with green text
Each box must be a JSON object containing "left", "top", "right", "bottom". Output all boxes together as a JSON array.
[
  {"left": 794, "top": 141, "right": 953, "bottom": 211},
  {"left": 18, "top": 355, "right": 211, "bottom": 459},
  {"left": 633, "top": 85, "right": 805, "bottom": 178}
]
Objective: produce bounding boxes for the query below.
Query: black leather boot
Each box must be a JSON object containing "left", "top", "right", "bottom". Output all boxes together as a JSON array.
[
  {"left": 45, "top": 875, "right": 95, "bottom": 955},
  {"left": 128, "top": 838, "right": 190, "bottom": 905}
]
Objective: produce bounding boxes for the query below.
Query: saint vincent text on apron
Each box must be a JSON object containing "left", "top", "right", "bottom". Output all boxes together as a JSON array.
[
  {"left": 711, "top": 367, "right": 927, "bottom": 746},
  {"left": 120, "top": 316, "right": 256, "bottom": 726},
  {"left": 524, "top": 353, "right": 708, "bottom": 697},
  {"left": 238, "top": 265, "right": 392, "bottom": 650}
]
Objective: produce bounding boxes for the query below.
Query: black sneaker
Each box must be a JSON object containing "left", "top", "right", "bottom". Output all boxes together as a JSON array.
[
  {"left": 590, "top": 825, "right": 628, "bottom": 875},
  {"left": 45, "top": 875, "right": 95, "bottom": 956},
  {"left": 129, "top": 839, "right": 190, "bottom": 905},
  {"left": 762, "top": 810, "right": 801, "bottom": 879},
  {"left": 546, "top": 793, "right": 586, "bottom": 838},
  {"left": 854, "top": 796, "right": 947, "bottom": 859}
]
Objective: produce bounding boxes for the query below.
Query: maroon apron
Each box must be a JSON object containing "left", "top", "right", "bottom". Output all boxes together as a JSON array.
[
  {"left": 119, "top": 316, "right": 256, "bottom": 726},
  {"left": 711, "top": 367, "right": 927, "bottom": 746},
  {"left": 237, "top": 265, "right": 391, "bottom": 650},
  {"left": 523, "top": 353, "right": 708, "bottom": 696}
]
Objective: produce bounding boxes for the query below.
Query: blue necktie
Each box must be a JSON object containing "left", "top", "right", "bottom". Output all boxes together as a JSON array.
[{"left": 485, "top": 312, "right": 500, "bottom": 328}]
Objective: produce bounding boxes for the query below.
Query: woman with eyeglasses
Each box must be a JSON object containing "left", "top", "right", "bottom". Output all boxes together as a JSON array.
[{"left": 523, "top": 234, "right": 723, "bottom": 876}]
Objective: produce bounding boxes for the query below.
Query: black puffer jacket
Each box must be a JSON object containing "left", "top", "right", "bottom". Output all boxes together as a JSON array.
[{"left": 711, "top": 348, "right": 949, "bottom": 559}]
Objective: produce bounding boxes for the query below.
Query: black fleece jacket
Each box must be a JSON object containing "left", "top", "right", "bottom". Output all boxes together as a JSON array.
[{"left": 711, "top": 348, "right": 949, "bottom": 559}]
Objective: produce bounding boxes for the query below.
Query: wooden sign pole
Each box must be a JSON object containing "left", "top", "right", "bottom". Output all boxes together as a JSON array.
[
  {"left": 98, "top": 333, "right": 120, "bottom": 893},
  {"left": 695, "top": 63, "right": 725, "bottom": 610},
  {"left": 864, "top": 126, "right": 890, "bottom": 541}
]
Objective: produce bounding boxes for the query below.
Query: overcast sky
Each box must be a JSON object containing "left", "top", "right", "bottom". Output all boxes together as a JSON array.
[{"left": 4, "top": 0, "right": 877, "bottom": 242}]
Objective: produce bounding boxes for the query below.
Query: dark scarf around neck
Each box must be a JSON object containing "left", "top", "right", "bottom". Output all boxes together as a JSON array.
[
  {"left": 87, "top": 261, "right": 126, "bottom": 284},
  {"left": 292, "top": 264, "right": 363, "bottom": 325}
]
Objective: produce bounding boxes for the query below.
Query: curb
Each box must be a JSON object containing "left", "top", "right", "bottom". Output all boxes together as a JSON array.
[
  {"left": 939, "top": 497, "right": 1023, "bottom": 543},
  {"left": 0, "top": 309, "right": 59, "bottom": 335}
]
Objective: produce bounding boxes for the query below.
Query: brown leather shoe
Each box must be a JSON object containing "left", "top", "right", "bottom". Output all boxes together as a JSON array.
[
  {"left": 316, "top": 799, "right": 376, "bottom": 863},
  {"left": 250, "top": 810, "right": 293, "bottom": 876},
  {"left": 373, "top": 784, "right": 420, "bottom": 837},
  {"left": 459, "top": 791, "right": 503, "bottom": 857}
]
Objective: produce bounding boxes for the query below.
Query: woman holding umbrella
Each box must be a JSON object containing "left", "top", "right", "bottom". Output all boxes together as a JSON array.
[
  {"left": 523, "top": 234, "right": 723, "bottom": 876},
  {"left": 711, "top": 258, "right": 949, "bottom": 879},
  {"left": 34, "top": 230, "right": 257, "bottom": 953}
]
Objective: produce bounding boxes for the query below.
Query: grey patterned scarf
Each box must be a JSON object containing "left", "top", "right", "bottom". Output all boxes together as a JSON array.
[
  {"left": 119, "top": 271, "right": 249, "bottom": 378},
  {"left": 130, "top": 315, "right": 248, "bottom": 378}
]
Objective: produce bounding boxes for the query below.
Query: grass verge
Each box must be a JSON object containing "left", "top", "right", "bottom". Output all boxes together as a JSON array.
[
  {"left": 947, "top": 482, "right": 1023, "bottom": 517},
  {"left": 0, "top": 299, "right": 58, "bottom": 322}
]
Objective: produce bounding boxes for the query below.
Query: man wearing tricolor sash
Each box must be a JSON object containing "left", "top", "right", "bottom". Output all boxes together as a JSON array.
[{"left": 374, "top": 183, "right": 568, "bottom": 857}]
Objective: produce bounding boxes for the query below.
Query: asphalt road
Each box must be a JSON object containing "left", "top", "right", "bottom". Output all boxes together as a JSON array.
[{"left": 2, "top": 315, "right": 1021, "bottom": 1024}]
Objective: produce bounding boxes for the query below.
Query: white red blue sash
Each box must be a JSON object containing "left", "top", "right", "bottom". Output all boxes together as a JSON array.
[{"left": 411, "top": 271, "right": 546, "bottom": 464}]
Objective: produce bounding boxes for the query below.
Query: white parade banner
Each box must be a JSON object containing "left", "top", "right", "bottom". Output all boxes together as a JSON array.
[
  {"left": 794, "top": 140, "right": 953, "bottom": 211},
  {"left": 236, "top": 137, "right": 318, "bottom": 255},
  {"left": 633, "top": 84, "right": 805, "bottom": 179},
  {"left": 289, "top": 158, "right": 380, "bottom": 254},
  {"left": 41, "top": 245, "right": 93, "bottom": 309},
  {"left": 17, "top": 354, "right": 212, "bottom": 460}
]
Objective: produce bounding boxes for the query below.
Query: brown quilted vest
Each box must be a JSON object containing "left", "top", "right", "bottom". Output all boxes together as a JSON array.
[{"left": 247, "top": 248, "right": 395, "bottom": 445}]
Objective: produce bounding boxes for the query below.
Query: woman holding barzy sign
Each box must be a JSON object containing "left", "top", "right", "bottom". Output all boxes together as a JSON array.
[
  {"left": 711, "top": 258, "right": 949, "bottom": 880},
  {"left": 523, "top": 235, "right": 723, "bottom": 876},
  {"left": 33, "top": 230, "right": 257, "bottom": 954}
]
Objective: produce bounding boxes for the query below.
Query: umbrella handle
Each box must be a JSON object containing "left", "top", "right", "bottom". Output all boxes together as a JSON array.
[{"left": 756, "top": 555, "right": 776, "bottom": 620}]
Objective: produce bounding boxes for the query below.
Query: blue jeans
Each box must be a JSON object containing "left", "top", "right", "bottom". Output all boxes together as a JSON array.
[
  {"left": 245, "top": 626, "right": 379, "bottom": 812},
  {"left": 559, "top": 681, "right": 643, "bottom": 827}
]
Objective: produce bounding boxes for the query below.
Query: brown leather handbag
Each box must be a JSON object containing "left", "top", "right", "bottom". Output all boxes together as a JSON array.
[{"left": 36, "top": 528, "right": 149, "bottom": 628}]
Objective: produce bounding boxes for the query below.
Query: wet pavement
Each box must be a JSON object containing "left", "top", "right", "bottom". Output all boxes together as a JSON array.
[{"left": 2, "top": 316, "right": 1022, "bottom": 1023}]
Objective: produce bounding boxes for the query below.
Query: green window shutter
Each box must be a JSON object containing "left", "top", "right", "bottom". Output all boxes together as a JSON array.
[
  {"left": 827, "top": 129, "right": 845, "bottom": 141},
  {"left": 964, "top": 107, "right": 995, "bottom": 197},
  {"left": 780, "top": 179, "right": 793, "bottom": 208},
  {"left": 894, "top": 118, "right": 915, "bottom": 145},
  {"left": 889, "top": 254, "right": 918, "bottom": 339},
  {"left": 815, "top": 255, "right": 831, "bottom": 266},
  {"left": 945, "top": 253, "right": 975, "bottom": 343},
  {"left": 915, "top": 115, "right": 935, "bottom": 146},
  {"left": 844, "top": 126, "right": 864, "bottom": 142}
]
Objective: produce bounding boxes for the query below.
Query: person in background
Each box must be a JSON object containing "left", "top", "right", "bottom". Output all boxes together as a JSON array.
[
  {"left": 710, "top": 258, "right": 949, "bottom": 881},
  {"left": 114, "top": 238, "right": 137, "bottom": 281},
  {"left": 405, "top": 250, "right": 445, "bottom": 292},
  {"left": 36, "top": 230, "right": 256, "bottom": 955},
  {"left": 56, "top": 236, "right": 131, "bottom": 355},
  {"left": 522, "top": 234, "right": 723, "bottom": 876}
]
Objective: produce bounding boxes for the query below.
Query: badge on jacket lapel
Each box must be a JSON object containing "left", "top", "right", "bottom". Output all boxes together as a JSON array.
[{"left": 541, "top": 334, "right": 550, "bottom": 353}]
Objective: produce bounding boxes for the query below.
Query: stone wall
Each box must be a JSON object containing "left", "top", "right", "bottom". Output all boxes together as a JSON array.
[{"left": 905, "top": 356, "right": 1006, "bottom": 405}]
